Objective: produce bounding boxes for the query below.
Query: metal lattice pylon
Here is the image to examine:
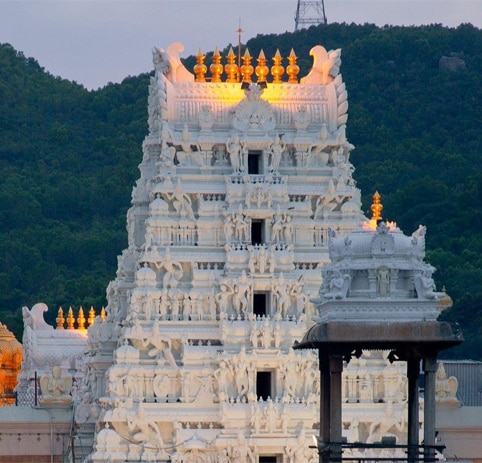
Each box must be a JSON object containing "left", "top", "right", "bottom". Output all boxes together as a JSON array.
[{"left": 294, "top": 0, "right": 327, "bottom": 31}]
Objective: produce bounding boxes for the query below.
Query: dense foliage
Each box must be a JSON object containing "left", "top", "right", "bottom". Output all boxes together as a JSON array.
[{"left": 0, "top": 23, "right": 481, "bottom": 358}]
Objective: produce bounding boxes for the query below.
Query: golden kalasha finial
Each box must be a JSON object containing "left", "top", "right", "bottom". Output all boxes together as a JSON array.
[
  {"left": 88, "top": 306, "right": 96, "bottom": 326},
  {"left": 194, "top": 48, "right": 207, "bottom": 82},
  {"left": 225, "top": 47, "right": 238, "bottom": 83},
  {"left": 286, "top": 48, "right": 300, "bottom": 84},
  {"left": 100, "top": 306, "right": 106, "bottom": 321},
  {"left": 271, "top": 49, "right": 285, "bottom": 84},
  {"left": 56, "top": 307, "right": 65, "bottom": 330},
  {"left": 240, "top": 48, "right": 254, "bottom": 86},
  {"left": 67, "top": 306, "right": 75, "bottom": 330},
  {"left": 77, "top": 306, "right": 86, "bottom": 330},
  {"left": 210, "top": 47, "right": 223, "bottom": 83},
  {"left": 371, "top": 191, "right": 383, "bottom": 222},
  {"left": 255, "top": 49, "right": 269, "bottom": 86}
]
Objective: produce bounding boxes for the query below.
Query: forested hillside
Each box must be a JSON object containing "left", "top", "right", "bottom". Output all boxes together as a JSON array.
[{"left": 0, "top": 23, "right": 481, "bottom": 358}]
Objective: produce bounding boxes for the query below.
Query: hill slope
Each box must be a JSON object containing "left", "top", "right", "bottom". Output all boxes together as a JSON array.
[{"left": 0, "top": 23, "right": 481, "bottom": 358}]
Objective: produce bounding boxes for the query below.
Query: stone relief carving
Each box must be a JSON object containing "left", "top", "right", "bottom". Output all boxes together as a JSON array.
[
  {"left": 435, "top": 362, "right": 459, "bottom": 404},
  {"left": 40, "top": 366, "right": 73, "bottom": 404},
  {"left": 232, "top": 84, "right": 275, "bottom": 132},
  {"left": 301, "top": 46, "right": 341, "bottom": 86}
]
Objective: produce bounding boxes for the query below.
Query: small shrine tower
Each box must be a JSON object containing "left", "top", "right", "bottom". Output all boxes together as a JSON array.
[{"left": 295, "top": 194, "right": 462, "bottom": 462}]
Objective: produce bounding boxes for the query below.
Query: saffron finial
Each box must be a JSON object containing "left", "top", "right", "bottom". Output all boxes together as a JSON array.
[
  {"left": 56, "top": 307, "right": 65, "bottom": 330},
  {"left": 271, "top": 49, "right": 284, "bottom": 84},
  {"left": 67, "top": 306, "right": 75, "bottom": 330},
  {"left": 225, "top": 47, "right": 238, "bottom": 83},
  {"left": 88, "top": 306, "right": 96, "bottom": 326},
  {"left": 210, "top": 47, "right": 223, "bottom": 83},
  {"left": 194, "top": 48, "right": 207, "bottom": 82},
  {"left": 240, "top": 48, "right": 254, "bottom": 85},
  {"left": 286, "top": 48, "right": 299, "bottom": 84},
  {"left": 77, "top": 306, "right": 86, "bottom": 330},
  {"left": 255, "top": 49, "right": 269, "bottom": 86},
  {"left": 371, "top": 191, "right": 383, "bottom": 222}
]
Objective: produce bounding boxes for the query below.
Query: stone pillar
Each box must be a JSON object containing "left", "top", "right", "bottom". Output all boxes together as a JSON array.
[
  {"left": 319, "top": 352, "right": 330, "bottom": 463},
  {"left": 423, "top": 356, "right": 437, "bottom": 462},
  {"left": 330, "top": 355, "right": 343, "bottom": 463},
  {"left": 407, "top": 356, "right": 420, "bottom": 462}
]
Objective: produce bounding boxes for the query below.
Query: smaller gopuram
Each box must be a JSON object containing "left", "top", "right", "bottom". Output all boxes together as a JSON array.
[
  {"left": 295, "top": 193, "right": 463, "bottom": 462},
  {"left": 0, "top": 322, "right": 22, "bottom": 406}
]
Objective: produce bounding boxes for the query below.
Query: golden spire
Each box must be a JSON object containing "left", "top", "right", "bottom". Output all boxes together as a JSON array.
[
  {"left": 240, "top": 48, "right": 254, "bottom": 85},
  {"left": 286, "top": 48, "right": 300, "bottom": 84},
  {"left": 194, "top": 48, "right": 207, "bottom": 82},
  {"left": 255, "top": 49, "right": 269, "bottom": 86},
  {"left": 88, "top": 306, "right": 96, "bottom": 326},
  {"left": 225, "top": 47, "right": 238, "bottom": 83},
  {"left": 56, "top": 307, "right": 65, "bottom": 330},
  {"left": 100, "top": 306, "right": 106, "bottom": 321},
  {"left": 77, "top": 306, "right": 86, "bottom": 330},
  {"left": 210, "top": 47, "right": 223, "bottom": 83},
  {"left": 271, "top": 49, "right": 285, "bottom": 84},
  {"left": 67, "top": 306, "right": 75, "bottom": 330},
  {"left": 371, "top": 191, "right": 383, "bottom": 222}
]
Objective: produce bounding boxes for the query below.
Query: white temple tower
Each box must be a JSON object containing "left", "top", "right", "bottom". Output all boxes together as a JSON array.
[{"left": 82, "top": 43, "right": 365, "bottom": 463}]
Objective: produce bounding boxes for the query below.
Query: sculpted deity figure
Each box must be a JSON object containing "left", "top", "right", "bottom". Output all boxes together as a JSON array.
[
  {"left": 127, "top": 405, "right": 164, "bottom": 448},
  {"left": 139, "top": 321, "right": 178, "bottom": 369},
  {"left": 214, "top": 360, "right": 231, "bottom": 401},
  {"left": 435, "top": 362, "right": 458, "bottom": 403},
  {"left": 367, "top": 401, "right": 405, "bottom": 443},
  {"left": 233, "top": 206, "right": 250, "bottom": 242},
  {"left": 40, "top": 366, "right": 72, "bottom": 403},
  {"left": 233, "top": 271, "right": 251, "bottom": 316},
  {"left": 165, "top": 182, "right": 196, "bottom": 221},
  {"left": 313, "top": 180, "right": 338, "bottom": 219},
  {"left": 268, "top": 134, "right": 286, "bottom": 172},
  {"left": 232, "top": 346, "right": 250, "bottom": 399},
  {"left": 325, "top": 269, "right": 351, "bottom": 299},
  {"left": 224, "top": 214, "right": 236, "bottom": 243},
  {"left": 290, "top": 278, "right": 307, "bottom": 317},
  {"left": 250, "top": 403, "right": 263, "bottom": 434},
  {"left": 294, "top": 105, "right": 310, "bottom": 131},
  {"left": 260, "top": 318, "right": 273, "bottom": 348},
  {"left": 218, "top": 448, "right": 230, "bottom": 463},
  {"left": 229, "top": 431, "right": 255, "bottom": 463},
  {"left": 215, "top": 280, "right": 235, "bottom": 315},
  {"left": 377, "top": 267, "right": 390, "bottom": 297},
  {"left": 282, "top": 348, "right": 300, "bottom": 397},
  {"left": 283, "top": 215, "right": 293, "bottom": 243},
  {"left": 198, "top": 104, "right": 214, "bottom": 130},
  {"left": 257, "top": 246, "right": 268, "bottom": 273},
  {"left": 226, "top": 135, "right": 244, "bottom": 173},
  {"left": 271, "top": 206, "right": 285, "bottom": 243},
  {"left": 176, "top": 124, "right": 192, "bottom": 161},
  {"left": 158, "top": 247, "right": 183, "bottom": 289},
  {"left": 250, "top": 320, "right": 260, "bottom": 348},
  {"left": 272, "top": 273, "right": 292, "bottom": 318},
  {"left": 414, "top": 271, "right": 445, "bottom": 299},
  {"left": 285, "top": 428, "right": 308, "bottom": 463},
  {"left": 263, "top": 398, "right": 280, "bottom": 432}
]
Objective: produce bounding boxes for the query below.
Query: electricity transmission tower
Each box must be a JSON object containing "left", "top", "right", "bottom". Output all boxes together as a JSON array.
[{"left": 294, "top": 0, "right": 327, "bottom": 31}]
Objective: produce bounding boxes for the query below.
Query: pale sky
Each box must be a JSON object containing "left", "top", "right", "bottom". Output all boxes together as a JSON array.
[{"left": 1, "top": 0, "right": 481, "bottom": 90}]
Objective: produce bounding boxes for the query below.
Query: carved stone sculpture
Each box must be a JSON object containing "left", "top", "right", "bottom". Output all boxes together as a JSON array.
[{"left": 40, "top": 366, "right": 72, "bottom": 404}]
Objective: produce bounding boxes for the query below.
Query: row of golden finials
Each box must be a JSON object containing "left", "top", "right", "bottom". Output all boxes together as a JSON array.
[
  {"left": 55, "top": 306, "right": 106, "bottom": 330},
  {"left": 193, "top": 47, "right": 300, "bottom": 84}
]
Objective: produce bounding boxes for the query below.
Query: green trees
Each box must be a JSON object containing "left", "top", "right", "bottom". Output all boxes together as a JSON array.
[{"left": 0, "top": 23, "right": 481, "bottom": 356}]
